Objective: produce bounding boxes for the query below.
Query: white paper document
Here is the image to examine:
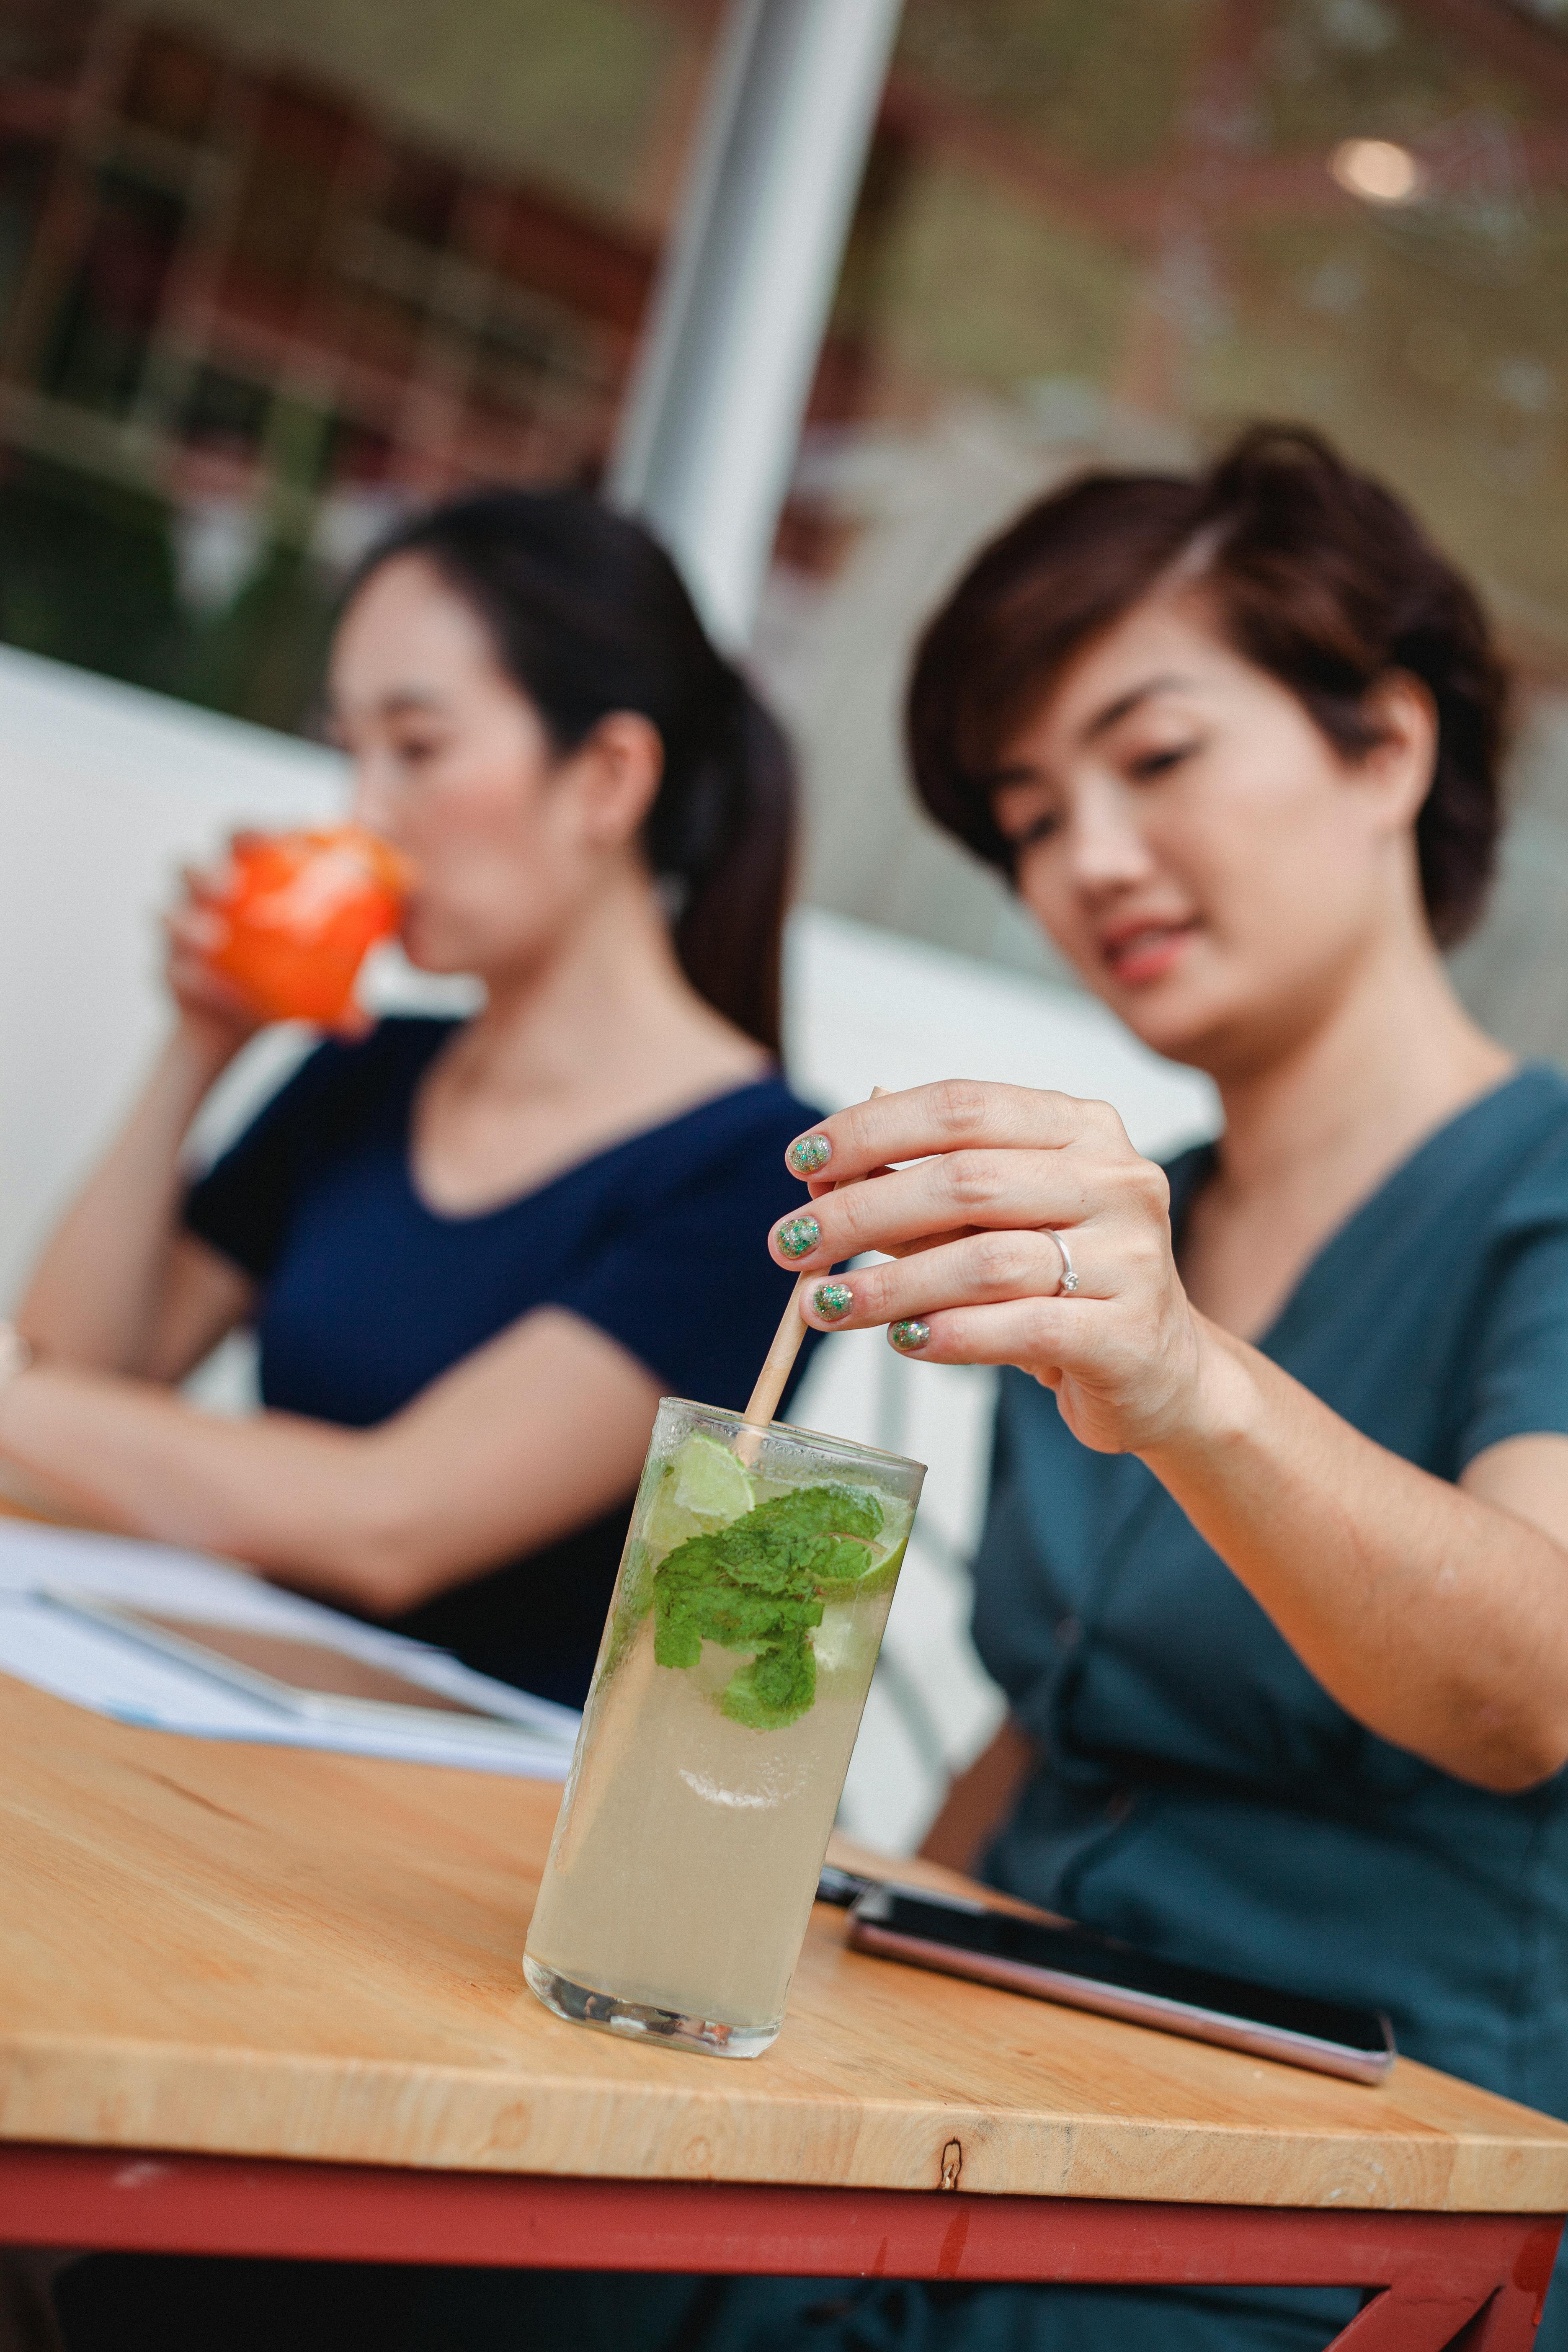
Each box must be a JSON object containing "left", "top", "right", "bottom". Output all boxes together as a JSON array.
[{"left": 0, "top": 1520, "right": 579, "bottom": 1778}]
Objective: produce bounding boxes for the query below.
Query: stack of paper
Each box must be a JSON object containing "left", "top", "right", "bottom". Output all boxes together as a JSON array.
[{"left": 0, "top": 1520, "right": 579, "bottom": 1778}]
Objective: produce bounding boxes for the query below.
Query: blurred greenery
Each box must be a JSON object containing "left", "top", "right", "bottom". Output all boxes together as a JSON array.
[
  {"left": 174, "top": 540, "right": 338, "bottom": 731},
  {"left": 0, "top": 456, "right": 181, "bottom": 691},
  {"left": 0, "top": 454, "right": 337, "bottom": 730}
]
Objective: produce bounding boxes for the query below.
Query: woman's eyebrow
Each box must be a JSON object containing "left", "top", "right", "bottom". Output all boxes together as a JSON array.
[
  {"left": 377, "top": 687, "right": 447, "bottom": 716},
  {"left": 1080, "top": 673, "right": 1196, "bottom": 744}
]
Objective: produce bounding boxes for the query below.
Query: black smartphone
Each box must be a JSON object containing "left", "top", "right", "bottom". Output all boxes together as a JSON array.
[{"left": 848, "top": 1885, "right": 1395, "bottom": 2084}]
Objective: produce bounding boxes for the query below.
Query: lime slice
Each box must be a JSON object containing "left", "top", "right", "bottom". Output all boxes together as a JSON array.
[
  {"left": 670, "top": 1433, "right": 756, "bottom": 1525},
  {"left": 815, "top": 1534, "right": 908, "bottom": 1603},
  {"left": 644, "top": 1478, "right": 707, "bottom": 1565}
]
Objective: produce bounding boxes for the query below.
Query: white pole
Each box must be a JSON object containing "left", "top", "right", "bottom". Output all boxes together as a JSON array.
[{"left": 609, "top": 0, "right": 904, "bottom": 652}]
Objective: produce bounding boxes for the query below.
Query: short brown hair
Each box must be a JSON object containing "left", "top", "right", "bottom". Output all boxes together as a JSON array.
[{"left": 906, "top": 424, "right": 1510, "bottom": 947}]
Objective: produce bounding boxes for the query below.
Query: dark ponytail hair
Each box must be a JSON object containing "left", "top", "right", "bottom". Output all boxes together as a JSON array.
[{"left": 353, "top": 488, "right": 796, "bottom": 1051}]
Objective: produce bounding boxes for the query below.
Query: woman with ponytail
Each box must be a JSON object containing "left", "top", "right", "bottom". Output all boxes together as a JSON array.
[{"left": 3, "top": 489, "right": 820, "bottom": 1706}]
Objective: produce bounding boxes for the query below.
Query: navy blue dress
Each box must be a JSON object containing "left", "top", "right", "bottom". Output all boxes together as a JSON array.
[{"left": 184, "top": 1017, "right": 820, "bottom": 1708}]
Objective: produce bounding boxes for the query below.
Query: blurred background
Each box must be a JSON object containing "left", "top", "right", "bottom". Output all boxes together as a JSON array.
[{"left": 3, "top": 0, "right": 1567, "bottom": 1845}]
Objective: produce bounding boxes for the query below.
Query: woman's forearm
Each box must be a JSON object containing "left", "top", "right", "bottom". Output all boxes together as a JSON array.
[
  {"left": 0, "top": 1310, "right": 660, "bottom": 1618},
  {"left": 0, "top": 1364, "right": 395, "bottom": 1592},
  {"left": 18, "top": 1024, "right": 235, "bottom": 1372},
  {"left": 773, "top": 1085, "right": 1568, "bottom": 1797},
  {"left": 1145, "top": 1323, "right": 1568, "bottom": 1791},
  {"left": 920, "top": 1718, "right": 1038, "bottom": 1874}
]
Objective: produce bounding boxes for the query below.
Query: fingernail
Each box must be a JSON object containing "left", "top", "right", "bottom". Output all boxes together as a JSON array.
[
  {"left": 812, "top": 1281, "right": 854, "bottom": 1321},
  {"left": 775, "top": 1213, "right": 821, "bottom": 1260},
  {"left": 890, "top": 1320, "right": 931, "bottom": 1353},
  {"left": 787, "top": 1132, "right": 832, "bottom": 1177}
]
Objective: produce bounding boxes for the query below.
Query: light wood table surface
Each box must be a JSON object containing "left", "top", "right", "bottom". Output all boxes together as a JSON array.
[{"left": 2, "top": 1672, "right": 1566, "bottom": 2345}]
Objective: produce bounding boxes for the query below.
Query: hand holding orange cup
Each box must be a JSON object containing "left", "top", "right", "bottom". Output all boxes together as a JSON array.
[{"left": 200, "top": 825, "right": 413, "bottom": 1032}]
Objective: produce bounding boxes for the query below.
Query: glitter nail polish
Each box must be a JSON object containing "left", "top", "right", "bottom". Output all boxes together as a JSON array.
[
  {"left": 812, "top": 1281, "right": 853, "bottom": 1321},
  {"left": 776, "top": 1214, "right": 821, "bottom": 1260},
  {"left": 889, "top": 1319, "right": 931, "bottom": 1353},
  {"left": 787, "top": 1133, "right": 832, "bottom": 1177}
]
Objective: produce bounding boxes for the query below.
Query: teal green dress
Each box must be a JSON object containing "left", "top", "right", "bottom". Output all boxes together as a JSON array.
[
  {"left": 54, "top": 1067, "right": 1568, "bottom": 2352},
  {"left": 963, "top": 1060, "right": 1568, "bottom": 2350},
  {"left": 980, "top": 1063, "right": 1568, "bottom": 2123}
]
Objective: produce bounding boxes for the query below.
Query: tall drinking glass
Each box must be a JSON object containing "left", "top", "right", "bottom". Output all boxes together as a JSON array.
[{"left": 525, "top": 1398, "right": 925, "bottom": 2058}]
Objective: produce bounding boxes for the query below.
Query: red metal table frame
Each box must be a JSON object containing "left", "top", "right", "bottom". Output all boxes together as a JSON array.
[{"left": 1, "top": 2144, "right": 1559, "bottom": 2350}]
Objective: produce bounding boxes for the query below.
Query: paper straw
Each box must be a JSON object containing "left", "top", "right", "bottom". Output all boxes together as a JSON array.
[{"left": 739, "top": 1089, "right": 882, "bottom": 1452}]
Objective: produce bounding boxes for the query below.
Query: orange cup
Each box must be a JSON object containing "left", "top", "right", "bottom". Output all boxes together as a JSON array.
[{"left": 203, "top": 825, "right": 412, "bottom": 1030}]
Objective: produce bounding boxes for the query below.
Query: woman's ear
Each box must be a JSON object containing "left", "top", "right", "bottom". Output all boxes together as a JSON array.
[
  {"left": 1360, "top": 671, "right": 1439, "bottom": 834},
  {"left": 567, "top": 712, "right": 666, "bottom": 851}
]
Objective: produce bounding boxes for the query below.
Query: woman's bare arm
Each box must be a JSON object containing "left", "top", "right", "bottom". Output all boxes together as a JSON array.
[
  {"left": 21, "top": 864, "right": 266, "bottom": 1381},
  {"left": 920, "top": 1718, "right": 1038, "bottom": 1874},
  {"left": 1142, "top": 1338, "right": 1568, "bottom": 1792},
  {"left": 769, "top": 1083, "right": 1568, "bottom": 1796},
  {"left": 18, "top": 1025, "right": 254, "bottom": 1378},
  {"left": 0, "top": 1307, "right": 661, "bottom": 1616}
]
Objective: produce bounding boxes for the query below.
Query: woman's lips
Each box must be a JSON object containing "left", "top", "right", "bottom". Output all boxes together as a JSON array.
[{"left": 1100, "top": 920, "right": 1198, "bottom": 985}]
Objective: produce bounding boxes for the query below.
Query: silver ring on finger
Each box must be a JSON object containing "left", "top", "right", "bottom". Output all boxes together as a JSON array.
[{"left": 1047, "top": 1229, "right": 1080, "bottom": 1295}]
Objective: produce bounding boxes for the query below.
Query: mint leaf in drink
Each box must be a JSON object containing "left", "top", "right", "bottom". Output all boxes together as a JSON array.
[
  {"left": 748, "top": 1483, "right": 883, "bottom": 1545},
  {"left": 652, "top": 1550, "right": 822, "bottom": 1669},
  {"left": 651, "top": 1483, "right": 885, "bottom": 1728},
  {"left": 720, "top": 1637, "right": 818, "bottom": 1730}
]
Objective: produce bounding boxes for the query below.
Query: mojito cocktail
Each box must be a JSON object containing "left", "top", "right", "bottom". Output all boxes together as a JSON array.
[{"left": 524, "top": 1399, "right": 925, "bottom": 2056}]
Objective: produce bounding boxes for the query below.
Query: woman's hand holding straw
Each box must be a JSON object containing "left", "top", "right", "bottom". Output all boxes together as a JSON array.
[{"left": 768, "top": 1081, "right": 1214, "bottom": 1465}]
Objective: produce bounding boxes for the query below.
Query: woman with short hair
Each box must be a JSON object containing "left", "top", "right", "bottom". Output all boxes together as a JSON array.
[{"left": 763, "top": 422, "right": 1568, "bottom": 2348}]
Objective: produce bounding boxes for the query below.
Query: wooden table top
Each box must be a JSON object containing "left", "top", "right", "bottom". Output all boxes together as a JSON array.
[{"left": 3, "top": 1675, "right": 1568, "bottom": 2213}]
